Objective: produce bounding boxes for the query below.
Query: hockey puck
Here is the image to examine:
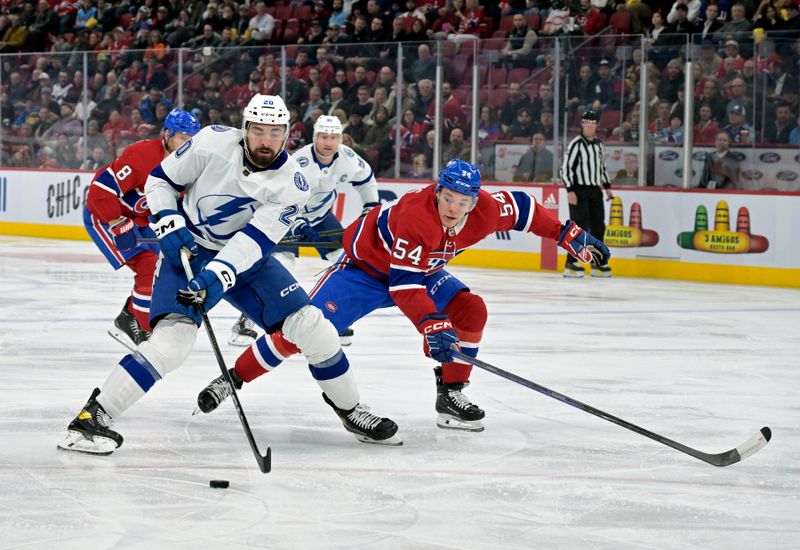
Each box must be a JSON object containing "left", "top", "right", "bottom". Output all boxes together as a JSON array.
[{"left": 209, "top": 479, "right": 229, "bottom": 489}]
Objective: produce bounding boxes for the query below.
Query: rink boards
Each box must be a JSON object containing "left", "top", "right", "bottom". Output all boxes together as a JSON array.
[{"left": 0, "top": 168, "right": 798, "bottom": 288}]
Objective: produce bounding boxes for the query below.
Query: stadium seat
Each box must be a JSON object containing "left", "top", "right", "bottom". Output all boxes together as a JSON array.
[
  {"left": 506, "top": 67, "right": 530, "bottom": 84},
  {"left": 609, "top": 11, "right": 631, "bottom": 34},
  {"left": 453, "top": 54, "right": 472, "bottom": 82},
  {"left": 499, "top": 15, "right": 515, "bottom": 33},
  {"left": 492, "top": 30, "right": 508, "bottom": 39},
  {"left": 528, "top": 68, "right": 552, "bottom": 87},
  {"left": 450, "top": 88, "right": 467, "bottom": 104},
  {"left": 282, "top": 19, "right": 301, "bottom": 43},
  {"left": 275, "top": 5, "right": 293, "bottom": 20},
  {"left": 487, "top": 66, "right": 507, "bottom": 86},
  {"left": 526, "top": 14, "right": 541, "bottom": 31},
  {"left": 599, "top": 110, "right": 622, "bottom": 130},
  {"left": 295, "top": 5, "right": 312, "bottom": 20}
]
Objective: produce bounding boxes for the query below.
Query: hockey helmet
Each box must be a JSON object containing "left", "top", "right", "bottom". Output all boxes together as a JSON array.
[
  {"left": 313, "top": 115, "right": 344, "bottom": 138},
  {"left": 162, "top": 109, "right": 201, "bottom": 138},
  {"left": 581, "top": 110, "right": 600, "bottom": 122},
  {"left": 436, "top": 159, "right": 481, "bottom": 199},
  {"left": 242, "top": 93, "right": 291, "bottom": 158}
]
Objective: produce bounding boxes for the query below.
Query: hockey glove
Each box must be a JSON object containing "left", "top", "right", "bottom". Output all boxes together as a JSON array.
[
  {"left": 109, "top": 217, "right": 137, "bottom": 251},
  {"left": 558, "top": 220, "right": 611, "bottom": 265},
  {"left": 177, "top": 260, "right": 236, "bottom": 310},
  {"left": 361, "top": 201, "right": 380, "bottom": 217},
  {"left": 149, "top": 209, "right": 198, "bottom": 268},
  {"left": 418, "top": 314, "right": 459, "bottom": 363},
  {"left": 289, "top": 218, "right": 320, "bottom": 242}
]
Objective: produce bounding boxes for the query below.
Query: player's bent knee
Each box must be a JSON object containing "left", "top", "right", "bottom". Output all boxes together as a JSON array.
[
  {"left": 282, "top": 304, "right": 340, "bottom": 364},
  {"left": 136, "top": 315, "right": 198, "bottom": 376},
  {"left": 445, "top": 291, "right": 488, "bottom": 333}
]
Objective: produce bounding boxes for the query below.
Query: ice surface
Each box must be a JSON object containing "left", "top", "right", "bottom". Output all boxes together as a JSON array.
[{"left": 0, "top": 237, "right": 798, "bottom": 549}]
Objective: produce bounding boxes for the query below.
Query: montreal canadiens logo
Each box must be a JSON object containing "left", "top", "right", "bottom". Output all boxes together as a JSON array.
[
  {"left": 325, "top": 301, "right": 337, "bottom": 313},
  {"left": 294, "top": 172, "right": 309, "bottom": 191},
  {"left": 134, "top": 196, "right": 149, "bottom": 213},
  {"left": 297, "top": 156, "right": 309, "bottom": 167}
]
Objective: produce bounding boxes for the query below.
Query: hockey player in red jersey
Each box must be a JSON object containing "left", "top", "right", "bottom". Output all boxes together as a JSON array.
[
  {"left": 84, "top": 109, "right": 201, "bottom": 349},
  {"left": 196, "top": 159, "right": 610, "bottom": 432}
]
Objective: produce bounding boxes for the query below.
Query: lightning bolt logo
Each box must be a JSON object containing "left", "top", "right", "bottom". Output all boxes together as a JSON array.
[{"left": 195, "top": 195, "right": 257, "bottom": 240}]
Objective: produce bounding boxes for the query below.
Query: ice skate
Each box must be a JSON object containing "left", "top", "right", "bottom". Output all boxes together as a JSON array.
[
  {"left": 195, "top": 368, "right": 243, "bottom": 414},
  {"left": 434, "top": 367, "right": 485, "bottom": 432},
  {"left": 322, "top": 392, "right": 402, "bottom": 446},
  {"left": 563, "top": 261, "right": 585, "bottom": 278},
  {"left": 57, "top": 388, "right": 123, "bottom": 455},
  {"left": 338, "top": 327, "right": 354, "bottom": 347},
  {"left": 229, "top": 314, "right": 258, "bottom": 347},
  {"left": 108, "top": 297, "right": 150, "bottom": 350},
  {"left": 591, "top": 263, "right": 612, "bottom": 278}
]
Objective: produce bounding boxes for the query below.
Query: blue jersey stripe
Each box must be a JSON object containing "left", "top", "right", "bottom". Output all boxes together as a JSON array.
[
  {"left": 241, "top": 224, "right": 276, "bottom": 257},
  {"left": 119, "top": 353, "right": 161, "bottom": 392},
  {"left": 510, "top": 191, "right": 532, "bottom": 232},
  {"left": 377, "top": 207, "right": 394, "bottom": 250},
  {"left": 308, "top": 350, "right": 350, "bottom": 381},
  {"left": 351, "top": 170, "right": 374, "bottom": 186},
  {"left": 95, "top": 169, "right": 121, "bottom": 194},
  {"left": 150, "top": 164, "right": 183, "bottom": 192},
  {"left": 256, "top": 337, "right": 284, "bottom": 367},
  {"left": 389, "top": 267, "right": 425, "bottom": 287}
]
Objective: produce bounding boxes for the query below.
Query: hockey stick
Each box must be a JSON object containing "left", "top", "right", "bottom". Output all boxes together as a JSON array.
[
  {"left": 451, "top": 349, "right": 771, "bottom": 467},
  {"left": 180, "top": 249, "right": 271, "bottom": 474},
  {"left": 140, "top": 232, "right": 343, "bottom": 249}
]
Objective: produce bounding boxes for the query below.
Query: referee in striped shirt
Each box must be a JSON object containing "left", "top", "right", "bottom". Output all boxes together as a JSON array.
[{"left": 561, "top": 110, "right": 614, "bottom": 278}]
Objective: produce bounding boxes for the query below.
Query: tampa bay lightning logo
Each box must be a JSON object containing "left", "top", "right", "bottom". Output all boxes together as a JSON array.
[
  {"left": 211, "top": 125, "right": 231, "bottom": 132},
  {"left": 357, "top": 158, "right": 365, "bottom": 169},
  {"left": 343, "top": 147, "right": 354, "bottom": 158},
  {"left": 297, "top": 156, "right": 309, "bottom": 167},
  {"left": 294, "top": 172, "right": 309, "bottom": 191},
  {"left": 175, "top": 140, "right": 192, "bottom": 158},
  {"left": 194, "top": 195, "right": 257, "bottom": 239}
]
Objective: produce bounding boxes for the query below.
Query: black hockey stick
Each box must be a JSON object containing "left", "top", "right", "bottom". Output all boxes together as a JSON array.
[
  {"left": 180, "top": 249, "right": 271, "bottom": 474},
  {"left": 139, "top": 231, "right": 343, "bottom": 249},
  {"left": 452, "top": 349, "right": 771, "bottom": 467}
]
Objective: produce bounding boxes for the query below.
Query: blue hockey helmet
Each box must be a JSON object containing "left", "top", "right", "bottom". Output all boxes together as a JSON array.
[
  {"left": 436, "top": 159, "right": 481, "bottom": 199},
  {"left": 162, "top": 109, "right": 201, "bottom": 138}
]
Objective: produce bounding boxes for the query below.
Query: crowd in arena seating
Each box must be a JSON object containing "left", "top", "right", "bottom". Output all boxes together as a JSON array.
[{"left": 1, "top": 0, "right": 799, "bottom": 183}]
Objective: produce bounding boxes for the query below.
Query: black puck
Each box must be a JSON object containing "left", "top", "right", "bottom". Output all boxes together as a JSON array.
[{"left": 209, "top": 479, "right": 230, "bottom": 489}]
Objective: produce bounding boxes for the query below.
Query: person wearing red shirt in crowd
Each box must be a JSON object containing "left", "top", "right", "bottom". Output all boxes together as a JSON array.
[
  {"left": 83, "top": 110, "right": 201, "bottom": 350},
  {"left": 693, "top": 103, "right": 721, "bottom": 145},
  {"left": 195, "top": 160, "right": 610, "bottom": 434}
]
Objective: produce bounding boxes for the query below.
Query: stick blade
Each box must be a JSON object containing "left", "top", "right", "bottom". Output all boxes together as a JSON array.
[
  {"left": 257, "top": 447, "right": 272, "bottom": 474},
  {"left": 705, "top": 426, "right": 772, "bottom": 467}
]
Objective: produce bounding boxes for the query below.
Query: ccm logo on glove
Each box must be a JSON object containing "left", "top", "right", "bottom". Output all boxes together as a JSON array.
[{"left": 422, "top": 320, "right": 453, "bottom": 334}]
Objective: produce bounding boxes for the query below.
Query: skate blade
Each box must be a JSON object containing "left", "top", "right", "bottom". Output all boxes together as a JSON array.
[
  {"left": 338, "top": 335, "right": 353, "bottom": 347},
  {"left": 107, "top": 328, "right": 136, "bottom": 352},
  {"left": 57, "top": 430, "right": 118, "bottom": 455},
  {"left": 563, "top": 270, "right": 585, "bottom": 279},
  {"left": 354, "top": 433, "right": 404, "bottom": 446},
  {"left": 228, "top": 333, "right": 256, "bottom": 347},
  {"left": 436, "top": 414, "right": 485, "bottom": 432},
  {"left": 590, "top": 270, "right": 612, "bottom": 278}
]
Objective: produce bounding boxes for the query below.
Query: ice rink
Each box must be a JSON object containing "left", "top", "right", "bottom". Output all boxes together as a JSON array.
[{"left": 0, "top": 236, "right": 797, "bottom": 550}]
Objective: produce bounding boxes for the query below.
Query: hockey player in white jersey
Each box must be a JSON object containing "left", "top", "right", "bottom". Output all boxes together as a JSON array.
[
  {"left": 58, "top": 94, "right": 400, "bottom": 456},
  {"left": 229, "top": 115, "right": 380, "bottom": 347}
]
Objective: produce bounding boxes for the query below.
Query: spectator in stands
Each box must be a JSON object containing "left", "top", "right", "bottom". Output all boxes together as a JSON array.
[
  {"left": 713, "top": 4, "right": 754, "bottom": 45},
  {"left": 55, "top": 136, "right": 80, "bottom": 169},
  {"left": 723, "top": 103, "right": 754, "bottom": 143},
  {"left": 409, "top": 44, "right": 436, "bottom": 84},
  {"left": 667, "top": 0, "right": 702, "bottom": 23},
  {"left": 101, "top": 110, "right": 130, "bottom": 151},
  {"left": 420, "top": 128, "right": 436, "bottom": 167},
  {"left": 38, "top": 88, "right": 60, "bottom": 114},
  {"left": 659, "top": 114, "right": 685, "bottom": 143},
  {"left": 697, "top": 41, "right": 722, "bottom": 78},
  {"left": 329, "top": 0, "right": 350, "bottom": 29},
  {"left": 326, "top": 86, "right": 347, "bottom": 115},
  {"left": 26, "top": 0, "right": 57, "bottom": 52},
  {"left": 372, "top": 66, "right": 396, "bottom": 96},
  {"left": 138, "top": 88, "right": 168, "bottom": 124},
  {"left": 530, "top": 84, "right": 555, "bottom": 121},
  {"left": 366, "top": 86, "right": 391, "bottom": 124},
  {"left": 203, "top": 3, "right": 224, "bottom": 33},
  {"left": 509, "top": 106, "right": 536, "bottom": 139},
  {"left": 247, "top": 1, "right": 275, "bottom": 44},
  {"left": 535, "top": 109, "right": 556, "bottom": 139},
  {"left": 0, "top": 12, "right": 26, "bottom": 53},
  {"left": 725, "top": 77, "right": 753, "bottom": 119},
  {"left": 699, "top": 132, "right": 740, "bottom": 189},
  {"left": 790, "top": 113, "right": 800, "bottom": 144},
  {"left": 41, "top": 102, "right": 83, "bottom": 146},
  {"left": 442, "top": 127, "right": 471, "bottom": 165},
  {"left": 300, "top": 19, "right": 327, "bottom": 45},
  {"left": 301, "top": 86, "right": 328, "bottom": 123},
  {"left": 592, "top": 60, "right": 624, "bottom": 112},
  {"left": 694, "top": 103, "right": 722, "bottom": 144},
  {"left": 32, "top": 106, "right": 60, "bottom": 142},
  {"left": 763, "top": 103, "right": 796, "bottom": 143},
  {"left": 514, "top": 132, "right": 554, "bottom": 182},
  {"left": 74, "top": 0, "right": 97, "bottom": 32},
  {"left": 499, "top": 13, "right": 538, "bottom": 68},
  {"left": 165, "top": 10, "right": 196, "bottom": 47},
  {"left": 644, "top": 12, "right": 670, "bottom": 57},
  {"left": 499, "top": 82, "right": 532, "bottom": 134},
  {"left": 568, "top": 64, "right": 599, "bottom": 115},
  {"left": 397, "top": 108, "right": 428, "bottom": 159},
  {"left": 696, "top": 4, "right": 723, "bottom": 43},
  {"left": 648, "top": 100, "right": 672, "bottom": 139},
  {"left": 131, "top": 6, "right": 153, "bottom": 34},
  {"left": 659, "top": 61, "right": 685, "bottom": 105},
  {"left": 51, "top": 71, "right": 72, "bottom": 105},
  {"left": 7, "top": 72, "right": 31, "bottom": 106},
  {"left": 408, "top": 152, "right": 432, "bottom": 179},
  {"left": 189, "top": 24, "right": 223, "bottom": 49},
  {"left": 695, "top": 78, "right": 726, "bottom": 123},
  {"left": 344, "top": 110, "right": 368, "bottom": 144},
  {"left": 612, "top": 153, "right": 640, "bottom": 186},
  {"left": 541, "top": 0, "right": 570, "bottom": 36},
  {"left": 477, "top": 105, "right": 500, "bottom": 143},
  {"left": 411, "top": 78, "right": 436, "bottom": 122},
  {"left": 766, "top": 60, "right": 799, "bottom": 105},
  {"left": 362, "top": 105, "right": 393, "bottom": 172}
]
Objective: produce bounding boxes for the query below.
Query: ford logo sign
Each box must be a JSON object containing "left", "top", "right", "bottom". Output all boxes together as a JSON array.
[
  {"left": 741, "top": 170, "right": 763, "bottom": 180},
  {"left": 795, "top": 153, "right": 800, "bottom": 163},
  {"left": 777, "top": 171, "right": 798, "bottom": 181},
  {"left": 693, "top": 151, "right": 708, "bottom": 161},
  {"left": 730, "top": 151, "right": 746, "bottom": 161},
  {"left": 760, "top": 152, "right": 781, "bottom": 163},
  {"left": 660, "top": 150, "right": 679, "bottom": 161}
]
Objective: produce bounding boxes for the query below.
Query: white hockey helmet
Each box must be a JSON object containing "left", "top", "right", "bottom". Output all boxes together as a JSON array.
[
  {"left": 242, "top": 94, "right": 291, "bottom": 154},
  {"left": 313, "top": 115, "right": 344, "bottom": 138}
]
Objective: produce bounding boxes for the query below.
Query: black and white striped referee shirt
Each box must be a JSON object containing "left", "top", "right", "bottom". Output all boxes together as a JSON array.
[{"left": 560, "top": 134, "right": 611, "bottom": 192}]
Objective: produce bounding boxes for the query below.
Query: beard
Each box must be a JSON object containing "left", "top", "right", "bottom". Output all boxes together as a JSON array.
[{"left": 247, "top": 144, "right": 278, "bottom": 167}]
